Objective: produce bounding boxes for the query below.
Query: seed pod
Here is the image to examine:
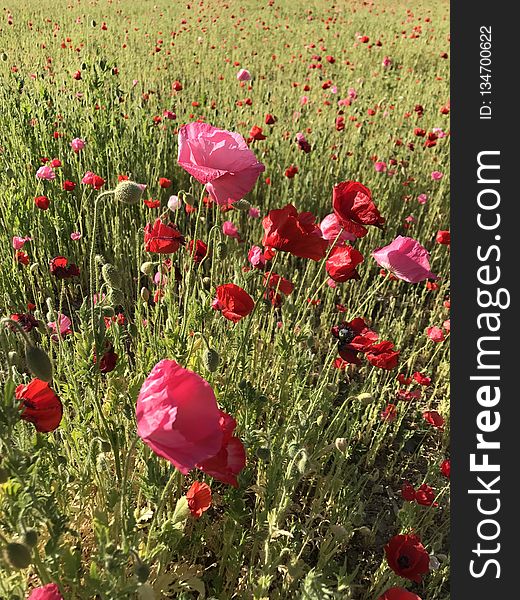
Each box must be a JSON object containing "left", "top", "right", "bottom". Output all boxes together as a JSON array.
[
  {"left": 114, "top": 180, "right": 143, "bottom": 205},
  {"left": 22, "top": 530, "right": 38, "bottom": 548},
  {"left": 25, "top": 345, "right": 53, "bottom": 382},
  {"left": 101, "top": 264, "right": 122, "bottom": 290},
  {"left": 203, "top": 348, "right": 220, "bottom": 372},
  {"left": 5, "top": 542, "right": 32, "bottom": 569},
  {"left": 140, "top": 261, "right": 155, "bottom": 276}
]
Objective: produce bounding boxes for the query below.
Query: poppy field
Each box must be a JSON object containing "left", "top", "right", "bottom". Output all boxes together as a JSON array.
[{"left": 0, "top": 1, "right": 450, "bottom": 598}]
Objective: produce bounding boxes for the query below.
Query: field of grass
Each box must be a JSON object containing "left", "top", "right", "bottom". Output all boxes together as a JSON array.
[{"left": 0, "top": 1, "right": 450, "bottom": 598}]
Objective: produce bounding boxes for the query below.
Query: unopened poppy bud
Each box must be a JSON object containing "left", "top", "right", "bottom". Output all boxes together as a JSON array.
[
  {"left": 22, "top": 530, "right": 38, "bottom": 548},
  {"left": 95, "top": 254, "right": 107, "bottom": 265},
  {"left": 91, "top": 19, "right": 97, "bottom": 27},
  {"left": 357, "top": 392, "right": 373, "bottom": 404},
  {"left": 216, "top": 241, "right": 227, "bottom": 259},
  {"left": 6, "top": 168, "right": 15, "bottom": 179},
  {"left": 102, "top": 306, "right": 115, "bottom": 317},
  {"left": 7, "top": 350, "right": 19, "bottom": 367},
  {"left": 202, "top": 277, "right": 211, "bottom": 290},
  {"left": 114, "top": 180, "right": 144, "bottom": 205},
  {"left": 101, "top": 440, "right": 112, "bottom": 452},
  {"left": 135, "top": 561, "right": 150, "bottom": 583},
  {"left": 171, "top": 496, "right": 190, "bottom": 525},
  {"left": 107, "top": 288, "right": 125, "bottom": 306},
  {"left": 5, "top": 542, "right": 32, "bottom": 569},
  {"left": 102, "top": 264, "right": 122, "bottom": 289},
  {"left": 140, "top": 287, "right": 150, "bottom": 301},
  {"left": 25, "top": 344, "right": 53, "bottom": 382},
  {"left": 296, "top": 449, "right": 308, "bottom": 474},
  {"left": 140, "top": 261, "right": 155, "bottom": 276},
  {"left": 335, "top": 437, "right": 348, "bottom": 452},
  {"left": 330, "top": 524, "right": 349, "bottom": 539},
  {"left": 1, "top": 52, "right": 8, "bottom": 62},
  {"left": 0, "top": 466, "right": 9, "bottom": 484},
  {"left": 128, "top": 323, "right": 138, "bottom": 338},
  {"left": 29, "top": 263, "right": 39, "bottom": 274},
  {"left": 184, "top": 193, "right": 195, "bottom": 207},
  {"left": 233, "top": 199, "right": 251, "bottom": 211},
  {"left": 203, "top": 348, "right": 220, "bottom": 372}
]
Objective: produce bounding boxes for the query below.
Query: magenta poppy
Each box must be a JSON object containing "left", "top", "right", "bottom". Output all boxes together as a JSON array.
[{"left": 372, "top": 236, "right": 438, "bottom": 283}]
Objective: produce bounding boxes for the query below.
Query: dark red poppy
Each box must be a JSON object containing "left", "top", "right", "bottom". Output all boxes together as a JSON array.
[
  {"left": 187, "top": 239, "right": 208, "bottom": 263},
  {"left": 325, "top": 245, "right": 364, "bottom": 282},
  {"left": 34, "top": 196, "right": 50, "bottom": 210},
  {"left": 265, "top": 113, "right": 276, "bottom": 125},
  {"left": 212, "top": 284, "right": 254, "bottom": 323},
  {"left": 15, "top": 379, "right": 63, "bottom": 433},
  {"left": 423, "top": 410, "right": 445, "bottom": 429},
  {"left": 186, "top": 481, "right": 212, "bottom": 518},
  {"left": 413, "top": 372, "right": 431, "bottom": 386},
  {"left": 365, "top": 341, "right": 400, "bottom": 370},
  {"left": 197, "top": 411, "right": 246, "bottom": 487},
  {"left": 50, "top": 256, "right": 80, "bottom": 279},
  {"left": 172, "top": 80, "right": 183, "bottom": 91},
  {"left": 384, "top": 533, "right": 430, "bottom": 583},
  {"left": 440, "top": 459, "right": 450, "bottom": 479},
  {"left": 99, "top": 348, "right": 118, "bottom": 374},
  {"left": 332, "top": 318, "right": 379, "bottom": 365},
  {"left": 10, "top": 313, "right": 39, "bottom": 332},
  {"left": 144, "top": 218, "right": 184, "bottom": 254},
  {"left": 16, "top": 251, "right": 30, "bottom": 266},
  {"left": 262, "top": 204, "right": 328, "bottom": 261},
  {"left": 63, "top": 180, "right": 76, "bottom": 191},
  {"left": 332, "top": 181, "right": 385, "bottom": 238},
  {"left": 415, "top": 484, "right": 438, "bottom": 507},
  {"left": 284, "top": 165, "right": 298, "bottom": 178},
  {"left": 401, "top": 482, "right": 416, "bottom": 502}
]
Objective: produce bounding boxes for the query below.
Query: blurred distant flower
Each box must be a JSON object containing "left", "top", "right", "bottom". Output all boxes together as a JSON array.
[{"left": 36, "top": 166, "right": 55, "bottom": 180}]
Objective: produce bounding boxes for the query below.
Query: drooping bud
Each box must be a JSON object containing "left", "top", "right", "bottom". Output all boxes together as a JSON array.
[
  {"left": 233, "top": 199, "right": 251, "bottom": 212},
  {"left": 216, "top": 241, "right": 227, "bottom": 259},
  {"left": 203, "top": 348, "right": 220, "bottom": 372},
  {"left": 140, "top": 262, "right": 155, "bottom": 276},
  {"left": 357, "top": 392, "right": 373, "bottom": 404},
  {"left": 140, "top": 287, "right": 150, "bottom": 302},
  {"left": 4, "top": 542, "right": 32, "bottom": 569},
  {"left": 25, "top": 344, "right": 53, "bottom": 382},
  {"left": 107, "top": 288, "right": 125, "bottom": 306},
  {"left": 101, "top": 306, "right": 115, "bottom": 317},
  {"left": 334, "top": 438, "right": 348, "bottom": 452},
  {"left": 101, "top": 264, "right": 122, "bottom": 290},
  {"left": 22, "top": 530, "right": 38, "bottom": 548},
  {"left": 114, "top": 180, "right": 144, "bottom": 205}
]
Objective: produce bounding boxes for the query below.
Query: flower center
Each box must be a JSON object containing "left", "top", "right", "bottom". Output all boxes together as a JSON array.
[{"left": 397, "top": 554, "right": 410, "bottom": 569}]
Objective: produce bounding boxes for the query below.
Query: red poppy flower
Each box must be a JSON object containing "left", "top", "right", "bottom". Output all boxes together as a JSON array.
[
  {"left": 16, "top": 251, "right": 30, "bottom": 265},
  {"left": 415, "top": 484, "right": 438, "bottom": 507},
  {"left": 63, "top": 180, "right": 76, "bottom": 191},
  {"left": 212, "top": 284, "right": 254, "bottom": 323},
  {"left": 263, "top": 272, "right": 294, "bottom": 307},
  {"left": 385, "top": 533, "right": 430, "bottom": 583},
  {"left": 98, "top": 348, "right": 118, "bottom": 374},
  {"left": 144, "top": 218, "right": 184, "bottom": 254},
  {"left": 365, "top": 341, "right": 400, "bottom": 370},
  {"left": 159, "top": 177, "right": 172, "bottom": 189},
  {"left": 284, "top": 165, "right": 298, "bottom": 178},
  {"left": 423, "top": 410, "right": 445, "bottom": 429},
  {"left": 332, "top": 181, "right": 385, "bottom": 238},
  {"left": 249, "top": 125, "right": 266, "bottom": 141},
  {"left": 436, "top": 230, "right": 450, "bottom": 245},
  {"left": 10, "top": 313, "right": 39, "bottom": 332},
  {"left": 15, "top": 379, "right": 63, "bottom": 433},
  {"left": 325, "top": 245, "right": 364, "bottom": 282},
  {"left": 401, "top": 482, "right": 416, "bottom": 502},
  {"left": 197, "top": 411, "right": 246, "bottom": 487},
  {"left": 413, "top": 372, "right": 431, "bottom": 386},
  {"left": 265, "top": 113, "right": 276, "bottom": 125},
  {"left": 34, "top": 195, "right": 50, "bottom": 210},
  {"left": 186, "top": 481, "right": 212, "bottom": 518},
  {"left": 187, "top": 239, "right": 208, "bottom": 263},
  {"left": 381, "top": 403, "right": 398, "bottom": 422},
  {"left": 378, "top": 588, "right": 422, "bottom": 600},
  {"left": 440, "top": 459, "right": 450, "bottom": 478},
  {"left": 262, "top": 204, "right": 328, "bottom": 261},
  {"left": 332, "top": 318, "right": 379, "bottom": 364},
  {"left": 50, "top": 256, "right": 80, "bottom": 279},
  {"left": 172, "top": 80, "right": 183, "bottom": 91}
]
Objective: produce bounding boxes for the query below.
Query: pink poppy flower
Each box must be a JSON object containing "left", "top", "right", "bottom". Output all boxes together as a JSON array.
[
  {"left": 372, "top": 236, "right": 438, "bottom": 283},
  {"left": 417, "top": 194, "right": 428, "bottom": 205},
  {"left": 347, "top": 87, "right": 357, "bottom": 99},
  {"left": 70, "top": 231, "right": 82, "bottom": 241},
  {"left": 319, "top": 213, "right": 356, "bottom": 245},
  {"left": 236, "top": 68, "right": 251, "bottom": 81},
  {"left": 382, "top": 56, "right": 392, "bottom": 68},
  {"left": 374, "top": 161, "right": 387, "bottom": 172},
  {"left": 12, "top": 236, "right": 32, "bottom": 250},
  {"left": 248, "top": 245, "right": 266, "bottom": 269},
  {"left": 70, "top": 138, "right": 86, "bottom": 153},
  {"left": 248, "top": 207, "right": 260, "bottom": 218},
  {"left": 36, "top": 166, "right": 56, "bottom": 180},
  {"left": 427, "top": 326, "right": 445, "bottom": 342},
  {"left": 431, "top": 171, "right": 443, "bottom": 180},
  {"left": 178, "top": 122, "right": 265, "bottom": 206},
  {"left": 48, "top": 314, "right": 72, "bottom": 340},
  {"left": 136, "top": 360, "right": 224, "bottom": 474},
  {"left": 28, "top": 583, "right": 64, "bottom": 600},
  {"left": 222, "top": 221, "right": 241, "bottom": 241}
]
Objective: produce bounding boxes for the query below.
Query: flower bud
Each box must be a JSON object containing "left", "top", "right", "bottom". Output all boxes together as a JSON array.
[
  {"left": 114, "top": 181, "right": 143, "bottom": 205},
  {"left": 101, "top": 264, "right": 122, "bottom": 290},
  {"left": 102, "top": 306, "right": 115, "bottom": 317},
  {"left": 203, "top": 348, "right": 220, "bottom": 372},
  {"left": 4, "top": 542, "right": 32, "bottom": 569},
  {"left": 233, "top": 199, "right": 251, "bottom": 211},
  {"left": 30, "top": 263, "right": 39, "bottom": 274},
  {"left": 107, "top": 288, "right": 125, "bottom": 306},
  {"left": 202, "top": 277, "right": 211, "bottom": 290},
  {"left": 0, "top": 466, "right": 9, "bottom": 484},
  {"left": 140, "top": 287, "right": 150, "bottom": 302},
  {"left": 25, "top": 344, "right": 53, "bottom": 382},
  {"left": 216, "top": 241, "right": 227, "bottom": 259},
  {"left": 140, "top": 261, "right": 155, "bottom": 276},
  {"left": 357, "top": 392, "right": 373, "bottom": 404},
  {"left": 1, "top": 52, "right": 8, "bottom": 62},
  {"left": 256, "top": 446, "right": 270, "bottom": 461}
]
